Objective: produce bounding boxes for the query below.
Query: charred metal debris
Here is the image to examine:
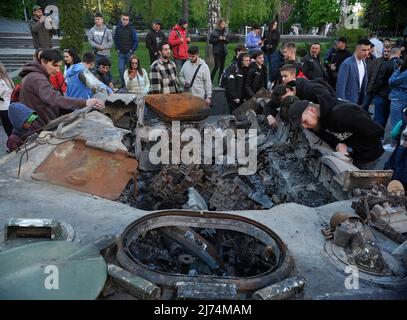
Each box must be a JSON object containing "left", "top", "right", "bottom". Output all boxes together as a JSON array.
[{"left": 117, "top": 94, "right": 338, "bottom": 211}]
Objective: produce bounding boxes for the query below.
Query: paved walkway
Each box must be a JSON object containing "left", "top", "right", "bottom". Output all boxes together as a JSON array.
[{"left": 0, "top": 16, "right": 30, "bottom": 34}]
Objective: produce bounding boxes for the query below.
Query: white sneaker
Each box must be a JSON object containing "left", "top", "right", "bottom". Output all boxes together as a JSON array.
[{"left": 383, "top": 144, "right": 395, "bottom": 152}]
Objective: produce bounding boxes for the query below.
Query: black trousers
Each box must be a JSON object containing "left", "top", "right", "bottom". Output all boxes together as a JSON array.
[
  {"left": 0, "top": 109, "right": 13, "bottom": 137},
  {"left": 211, "top": 53, "right": 227, "bottom": 85}
]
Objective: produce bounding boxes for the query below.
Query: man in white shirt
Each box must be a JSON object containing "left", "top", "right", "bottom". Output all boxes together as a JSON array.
[
  {"left": 179, "top": 46, "right": 212, "bottom": 106},
  {"left": 336, "top": 38, "right": 370, "bottom": 105}
]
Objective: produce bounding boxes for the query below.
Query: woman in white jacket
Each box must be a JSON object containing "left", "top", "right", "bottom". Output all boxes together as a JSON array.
[
  {"left": 0, "top": 63, "right": 15, "bottom": 137},
  {"left": 124, "top": 55, "right": 150, "bottom": 95}
]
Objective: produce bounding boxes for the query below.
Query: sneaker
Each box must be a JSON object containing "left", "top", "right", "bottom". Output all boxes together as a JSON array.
[{"left": 383, "top": 143, "right": 395, "bottom": 152}]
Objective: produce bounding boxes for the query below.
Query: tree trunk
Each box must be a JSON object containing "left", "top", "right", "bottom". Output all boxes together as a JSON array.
[
  {"left": 183, "top": 0, "right": 189, "bottom": 20},
  {"left": 206, "top": 0, "right": 220, "bottom": 68}
]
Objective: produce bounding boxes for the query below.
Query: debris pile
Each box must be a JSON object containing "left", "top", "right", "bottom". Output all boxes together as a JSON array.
[
  {"left": 119, "top": 117, "right": 336, "bottom": 210},
  {"left": 127, "top": 226, "right": 278, "bottom": 277}
]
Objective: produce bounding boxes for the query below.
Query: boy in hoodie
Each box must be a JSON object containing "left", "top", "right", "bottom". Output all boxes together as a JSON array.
[
  {"left": 168, "top": 18, "right": 191, "bottom": 71},
  {"left": 19, "top": 49, "right": 104, "bottom": 127},
  {"left": 7, "top": 102, "right": 42, "bottom": 152},
  {"left": 114, "top": 13, "right": 139, "bottom": 87},
  {"left": 66, "top": 51, "right": 113, "bottom": 99},
  {"left": 87, "top": 13, "right": 113, "bottom": 65},
  {"left": 179, "top": 46, "right": 212, "bottom": 105}
]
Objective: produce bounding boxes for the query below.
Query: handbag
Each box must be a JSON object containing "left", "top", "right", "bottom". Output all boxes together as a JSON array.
[{"left": 183, "top": 64, "right": 202, "bottom": 92}]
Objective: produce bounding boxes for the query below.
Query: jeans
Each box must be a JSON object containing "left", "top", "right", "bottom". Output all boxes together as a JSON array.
[
  {"left": 118, "top": 51, "right": 133, "bottom": 86},
  {"left": 264, "top": 53, "right": 273, "bottom": 82},
  {"left": 373, "top": 96, "right": 390, "bottom": 129},
  {"left": 390, "top": 99, "right": 407, "bottom": 130},
  {"left": 0, "top": 110, "right": 13, "bottom": 137},
  {"left": 361, "top": 93, "right": 374, "bottom": 112},
  {"left": 211, "top": 54, "right": 227, "bottom": 85},
  {"left": 174, "top": 59, "right": 186, "bottom": 73}
]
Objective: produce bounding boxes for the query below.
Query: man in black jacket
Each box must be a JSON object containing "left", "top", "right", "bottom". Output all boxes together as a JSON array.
[
  {"left": 301, "top": 43, "right": 328, "bottom": 81},
  {"left": 262, "top": 77, "right": 335, "bottom": 127},
  {"left": 370, "top": 46, "right": 402, "bottom": 128},
  {"left": 288, "top": 93, "right": 384, "bottom": 169},
  {"left": 324, "top": 37, "right": 352, "bottom": 88},
  {"left": 145, "top": 19, "right": 166, "bottom": 64},
  {"left": 225, "top": 53, "right": 251, "bottom": 113},
  {"left": 244, "top": 50, "right": 268, "bottom": 98}
]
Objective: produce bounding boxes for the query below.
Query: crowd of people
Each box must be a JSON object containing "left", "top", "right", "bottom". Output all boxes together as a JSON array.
[{"left": 1, "top": 5, "right": 407, "bottom": 185}]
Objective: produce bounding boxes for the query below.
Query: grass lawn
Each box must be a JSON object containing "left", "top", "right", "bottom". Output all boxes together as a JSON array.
[{"left": 82, "top": 41, "right": 236, "bottom": 85}]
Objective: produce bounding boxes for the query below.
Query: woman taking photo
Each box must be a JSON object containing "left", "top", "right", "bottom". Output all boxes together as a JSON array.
[
  {"left": 0, "top": 62, "right": 15, "bottom": 137},
  {"left": 209, "top": 18, "right": 230, "bottom": 85},
  {"left": 123, "top": 55, "right": 150, "bottom": 95}
]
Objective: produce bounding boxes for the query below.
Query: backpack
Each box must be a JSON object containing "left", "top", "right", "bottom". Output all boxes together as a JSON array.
[
  {"left": 219, "top": 61, "right": 238, "bottom": 88},
  {"left": 169, "top": 29, "right": 182, "bottom": 48}
]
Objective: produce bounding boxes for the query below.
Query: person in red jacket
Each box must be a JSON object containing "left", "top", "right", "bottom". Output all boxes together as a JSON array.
[{"left": 168, "top": 18, "right": 191, "bottom": 71}]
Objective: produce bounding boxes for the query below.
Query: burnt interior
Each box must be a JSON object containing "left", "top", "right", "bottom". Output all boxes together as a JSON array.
[
  {"left": 119, "top": 116, "right": 336, "bottom": 211},
  {"left": 125, "top": 226, "right": 279, "bottom": 277}
]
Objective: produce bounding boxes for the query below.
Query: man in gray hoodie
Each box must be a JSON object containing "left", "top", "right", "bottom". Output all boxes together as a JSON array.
[
  {"left": 87, "top": 13, "right": 113, "bottom": 64},
  {"left": 179, "top": 46, "right": 212, "bottom": 106}
]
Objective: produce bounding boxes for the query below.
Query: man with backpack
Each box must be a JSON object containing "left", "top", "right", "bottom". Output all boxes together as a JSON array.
[
  {"left": 219, "top": 44, "right": 246, "bottom": 88},
  {"left": 168, "top": 18, "right": 191, "bottom": 72}
]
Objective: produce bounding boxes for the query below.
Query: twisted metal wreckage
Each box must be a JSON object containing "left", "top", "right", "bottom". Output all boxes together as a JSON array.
[{"left": 0, "top": 92, "right": 406, "bottom": 300}]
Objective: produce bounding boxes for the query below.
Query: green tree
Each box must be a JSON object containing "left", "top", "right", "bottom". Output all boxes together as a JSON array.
[
  {"left": 0, "top": 0, "right": 36, "bottom": 20},
  {"left": 307, "top": 0, "right": 340, "bottom": 29},
  {"left": 58, "top": 0, "right": 86, "bottom": 53}
]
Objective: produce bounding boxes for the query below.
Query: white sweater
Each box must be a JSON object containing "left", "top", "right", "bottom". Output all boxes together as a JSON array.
[
  {"left": 179, "top": 58, "right": 212, "bottom": 99},
  {"left": 124, "top": 68, "right": 150, "bottom": 95},
  {"left": 0, "top": 79, "right": 13, "bottom": 111}
]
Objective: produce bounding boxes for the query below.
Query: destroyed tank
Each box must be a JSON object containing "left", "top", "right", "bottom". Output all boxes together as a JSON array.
[{"left": 0, "top": 92, "right": 406, "bottom": 300}]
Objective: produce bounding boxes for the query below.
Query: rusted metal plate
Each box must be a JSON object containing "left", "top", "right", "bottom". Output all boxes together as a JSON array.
[
  {"left": 32, "top": 138, "right": 138, "bottom": 200},
  {"left": 144, "top": 93, "right": 210, "bottom": 121}
]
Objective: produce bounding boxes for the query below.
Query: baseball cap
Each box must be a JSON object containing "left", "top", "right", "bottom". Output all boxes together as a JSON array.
[
  {"left": 288, "top": 100, "right": 310, "bottom": 129},
  {"left": 33, "top": 5, "right": 44, "bottom": 12},
  {"left": 152, "top": 19, "right": 162, "bottom": 25}
]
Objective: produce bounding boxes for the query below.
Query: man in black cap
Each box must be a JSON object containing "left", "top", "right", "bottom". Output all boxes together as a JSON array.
[
  {"left": 28, "top": 5, "right": 54, "bottom": 49},
  {"left": 145, "top": 19, "right": 166, "bottom": 64},
  {"left": 288, "top": 94, "right": 384, "bottom": 169},
  {"left": 324, "top": 36, "right": 352, "bottom": 88}
]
